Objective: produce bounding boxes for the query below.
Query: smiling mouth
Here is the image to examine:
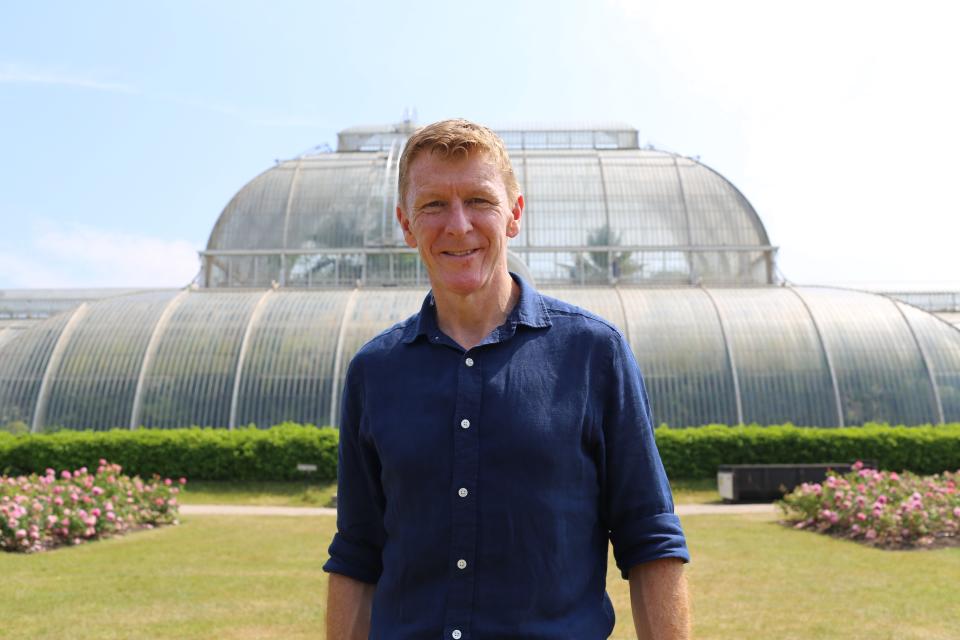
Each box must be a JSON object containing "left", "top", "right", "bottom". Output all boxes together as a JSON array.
[{"left": 443, "top": 249, "right": 479, "bottom": 257}]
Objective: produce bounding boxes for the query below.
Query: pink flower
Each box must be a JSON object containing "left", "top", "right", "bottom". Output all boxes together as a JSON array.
[
  {"left": 865, "top": 529, "right": 877, "bottom": 540},
  {"left": 953, "top": 507, "right": 960, "bottom": 519},
  {"left": 853, "top": 460, "right": 864, "bottom": 471},
  {"left": 889, "top": 472, "right": 900, "bottom": 481},
  {"left": 60, "top": 470, "right": 72, "bottom": 480},
  {"left": 164, "top": 478, "right": 172, "bottom": 487},
  {"left": 179, "top": 477, "right": 187, "bottom": 485},
  {"left": 92, "top": 487, "right": 104, "bottom": 496},
  {"left": 15, "top": 529, "right": 26, "bottom": 540},
  {"left": 856, "top": 512, "right": 867, "bottom": 521}
]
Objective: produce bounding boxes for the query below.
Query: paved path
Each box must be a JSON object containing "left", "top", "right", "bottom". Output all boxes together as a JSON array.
[{"left": 180, "top": 503, "right": 777, "bottom": 517}]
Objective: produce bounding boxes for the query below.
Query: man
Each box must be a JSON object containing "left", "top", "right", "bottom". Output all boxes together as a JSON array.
[{"left": 325, "top": 119, "right": 690, "bottom": 639}]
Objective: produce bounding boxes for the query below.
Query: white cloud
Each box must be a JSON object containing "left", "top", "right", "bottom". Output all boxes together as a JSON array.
[
  {"left": 0, "top": 62, "right": 136, "bottom": 94},
  {"left": 0, "top": 61, "right": 326, "bottom": 128},
  {"left": 0, "top": 223, "right": 199, "bottom": 288}
]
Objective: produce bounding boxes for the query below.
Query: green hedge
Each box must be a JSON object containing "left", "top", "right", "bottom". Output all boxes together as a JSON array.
[
  {"left": 2, "top": 423, "right": 959, "bottom": 482},
  {"left": 0, "top": 423, "right": 338, "bottom": 482},
  {"left": 655, "top": 423, "right": 960, "bottom": 479}
]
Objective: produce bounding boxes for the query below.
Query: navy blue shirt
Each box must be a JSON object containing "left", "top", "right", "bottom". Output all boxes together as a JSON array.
[{"left": 324, "top": 275, "right": 689, "bottom": 639}]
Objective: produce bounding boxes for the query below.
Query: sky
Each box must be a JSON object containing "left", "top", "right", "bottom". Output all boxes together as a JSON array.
[{"left": 1, "top": 0, "right": 958, "bottom": 291}]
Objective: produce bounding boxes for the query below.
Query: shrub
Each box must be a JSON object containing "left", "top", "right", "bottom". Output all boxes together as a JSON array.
[
  {"left": 0, "top": 460, "right": 182, "bottom": 553},
  {"left": 655, "top": 423, "right": 960, "bottom": 479},
  {"left": 778, "top": 462, "right": 960, "bottom": 548},
  {"left": 0, "top": 423, "right": 339, "bottom": 482}
]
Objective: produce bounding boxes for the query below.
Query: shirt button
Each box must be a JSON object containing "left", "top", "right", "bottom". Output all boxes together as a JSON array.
[
  {"left": 457, "top": 559, "right": 467, "bottom": 570},
  {"left": 458, "top": 487, "right": 468, "bottom": 498},
  {"left": 452, "top": 631, "right": 462, "bottom": 639},
  {"left": 460, "top": 419, "right": 470, "bottom": 429},
  {"left": 465, "top": 357, "right": 474, "bottom": 367}
]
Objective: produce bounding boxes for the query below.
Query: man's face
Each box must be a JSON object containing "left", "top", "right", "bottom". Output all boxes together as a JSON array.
[{"left": 397, "top": 151, "right": 522, "bottom": 299}]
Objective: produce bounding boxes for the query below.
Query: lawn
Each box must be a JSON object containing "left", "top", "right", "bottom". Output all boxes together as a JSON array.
[{"left": 3, "top": 512, "right": 957, "bottom": 639}]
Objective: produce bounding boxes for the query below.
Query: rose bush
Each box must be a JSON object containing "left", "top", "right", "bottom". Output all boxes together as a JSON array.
[
  {"left": 0, "top": 460, "right": 183, "bottom": 553},
  {"left": 779, "top": 461, "right": 959, "bottom": 548}
]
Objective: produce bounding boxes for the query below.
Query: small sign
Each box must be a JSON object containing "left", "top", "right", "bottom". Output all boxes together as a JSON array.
[{"left": 296, "top": 463, "right": 318, "bottom": 473}]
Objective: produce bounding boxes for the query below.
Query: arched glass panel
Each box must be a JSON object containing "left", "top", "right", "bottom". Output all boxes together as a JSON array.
[
  {"left": 711, "top": 289, "right": 837, "bottom": 426},
  {"left": 236, "top": 290, "right": 351, "bottom": 428},
  {"left": 898, "top": 302, "right": 960, "bottom": 422},
  {"left": 207, "top": 164, "right": 296, "bottom": 250},
  {"left": 139, "top": 291, "right": 261, "bottom": 428},
  {"left": 797, "top": 288, "right": 937, "bottom": 425},
  {"left": 617, "top": 289, "right": 736, "bottom": 427},
  {"left": 0, "top": 312, "right": 70, "bottom": 429},
  {"left": 44, "top": 291, "right": 177, "bottom": 431}
]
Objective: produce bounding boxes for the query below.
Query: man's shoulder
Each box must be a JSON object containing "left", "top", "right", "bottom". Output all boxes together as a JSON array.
[
  {"left": 537, "top": 292, "right": 624, "bottom": 342},
  {"left": 350, "top": 312, "right": 420, "bottom": 365}
]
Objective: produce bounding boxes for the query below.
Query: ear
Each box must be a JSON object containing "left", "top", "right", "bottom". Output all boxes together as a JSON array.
[
  {"left": 506, "top": 194, "right": 524, "bottom": 238},
  {"left": 396, "top": 206, "right": 418, "bottom": 248}
]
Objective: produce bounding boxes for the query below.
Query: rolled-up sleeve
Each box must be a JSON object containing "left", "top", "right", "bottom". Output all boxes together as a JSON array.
[
  {"left": 323, "top": 358, "right": 386, "bottom": 584},
  {"left": 601, "top": 333, "right": 690, "bottom": 579}
]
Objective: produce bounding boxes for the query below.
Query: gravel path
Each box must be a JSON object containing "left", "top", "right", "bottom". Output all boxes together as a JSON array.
[{"left": 180, "top": 503, "right": 777, "bottom": 517}]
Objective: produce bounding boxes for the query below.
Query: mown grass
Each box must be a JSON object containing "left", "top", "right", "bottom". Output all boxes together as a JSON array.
[
  {"left": 2, "top": 512, "right": 957, "bottom": 639},
  {"left": 178, "top": 478, "right": 719, "bottom": 507},
  {"left": 179, "top": 481, "right": 338, "bottom": 507}
]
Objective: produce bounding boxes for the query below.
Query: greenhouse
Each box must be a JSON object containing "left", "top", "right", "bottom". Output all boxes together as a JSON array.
[{"left": 2, "top": 122, "right": 959, "bottom": 431}]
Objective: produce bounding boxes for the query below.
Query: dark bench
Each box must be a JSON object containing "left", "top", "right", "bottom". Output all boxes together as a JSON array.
[{"left": 717, "top": 463, "right": 865, "bottom": 502}]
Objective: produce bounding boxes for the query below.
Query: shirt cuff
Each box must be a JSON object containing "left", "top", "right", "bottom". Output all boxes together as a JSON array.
[
  {"left": 611, "top": 512, "right": 690, "bottom": 579},
  {"left": 323, "top": 532, "right": 383, "bottom": 584}
]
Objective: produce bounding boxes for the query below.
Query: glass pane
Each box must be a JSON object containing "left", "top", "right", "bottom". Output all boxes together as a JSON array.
[
  {"left": 44, "top": 291, "right": 177, "bottom": 431},
  {"left": 797, "top": 288, "right": 938, "bottom": 425}
]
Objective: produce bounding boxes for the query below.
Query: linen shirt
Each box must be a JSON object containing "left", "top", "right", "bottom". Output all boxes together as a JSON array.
[{"left": 324, "top": 275, "right": 689, "bottom": 639}]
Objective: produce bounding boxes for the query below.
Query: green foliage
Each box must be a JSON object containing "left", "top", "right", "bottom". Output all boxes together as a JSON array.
[
  {"left": 655, "top": 423, "right": 960, "bottom": 479},
  {"left": 0, "top": 423, "right": 339, "bottom": 482},
  {"left": 4, "top": 422, "right": 959, "bottom": 483}
]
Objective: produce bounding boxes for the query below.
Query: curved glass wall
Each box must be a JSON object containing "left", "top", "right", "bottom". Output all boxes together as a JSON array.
[
  {"left": 44, "top": 291, "right": 176, "bottom": 430},
  {"left": 795, "top": 288, "right": 939, "bottom": 425},
  {"left": 0, "top": 311, "right": 73, "bottom": 428},
  {"left": 615, "top": 288, "right": 738, "bottom": 427},
  {"left": 3, "top": 286, "right": 958, "bottom": 432}
]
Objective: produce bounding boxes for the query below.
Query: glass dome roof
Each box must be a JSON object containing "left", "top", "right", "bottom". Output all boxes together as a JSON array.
[
  {"left": 201, "top": 124, "right": 775, "bottom": 289},
  {"left": 2, "top": 286, "right": 957, "bottom": 432}
]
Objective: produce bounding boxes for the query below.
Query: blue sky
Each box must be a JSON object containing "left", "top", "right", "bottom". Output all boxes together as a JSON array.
[{"left": 1, "top": 0, "right": 958, "bottom": 290}]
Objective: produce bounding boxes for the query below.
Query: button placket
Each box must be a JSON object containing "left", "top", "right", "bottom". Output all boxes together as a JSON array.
[{"left": 444, "top": 349, "right": 482, "bottom": 638}]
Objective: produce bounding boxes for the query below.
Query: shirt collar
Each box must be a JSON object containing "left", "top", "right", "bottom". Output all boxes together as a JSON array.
[{"left": 400, "top": 272, "right": 551, "bottom": 344}]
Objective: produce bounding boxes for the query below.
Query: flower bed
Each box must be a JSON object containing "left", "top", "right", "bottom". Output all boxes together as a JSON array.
[
  {"left": 779, "top": 461, "right": 960, "bottom": 549},
  {"left": 0, "top": 460, "right": 183, "bottom": 553}
]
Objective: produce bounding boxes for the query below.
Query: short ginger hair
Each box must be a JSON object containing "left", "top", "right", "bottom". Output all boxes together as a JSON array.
[{"left": 398, "top": 119, "right": 521, "bottom": 212}]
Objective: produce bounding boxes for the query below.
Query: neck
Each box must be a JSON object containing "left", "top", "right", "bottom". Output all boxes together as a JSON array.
[{"left": 432, "top": 272, "right": 519, "bottom": 350}]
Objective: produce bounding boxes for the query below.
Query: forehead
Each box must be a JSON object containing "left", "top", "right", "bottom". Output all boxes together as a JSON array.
[{"left": 406, "top": 150, "right": 506, "bottom": 196}]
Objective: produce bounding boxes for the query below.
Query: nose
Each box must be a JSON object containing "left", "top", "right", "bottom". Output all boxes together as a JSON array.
[{"left": 444, "top": 199, "right": 473, "bottom": 236}]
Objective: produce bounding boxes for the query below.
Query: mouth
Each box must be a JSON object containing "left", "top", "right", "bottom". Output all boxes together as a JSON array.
[{"left": 442, "top": 249, "right": 480, "bottom": 257}]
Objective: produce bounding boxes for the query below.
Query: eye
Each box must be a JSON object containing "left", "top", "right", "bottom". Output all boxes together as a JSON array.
[{"left": 419, "top": 201, "right": 444, "bottom": 213}]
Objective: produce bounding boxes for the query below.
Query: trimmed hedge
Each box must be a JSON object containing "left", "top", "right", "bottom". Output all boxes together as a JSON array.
[
  {"left": 2, "top": 423, "right": 958, "bottom": 482},
  {"left": 656, "top": 423, "right": 960, "bottom": 479},
  {"left": 0, "top": 423, "right": 338, "bottom": 482}
]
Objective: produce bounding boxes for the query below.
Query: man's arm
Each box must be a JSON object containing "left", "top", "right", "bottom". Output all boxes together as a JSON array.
[
  {"left": 629, "top": 558, "right": 690, "bottom": 640},
  {"left": 326, "top": 572, "right": 375, "bottom": 640}
]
